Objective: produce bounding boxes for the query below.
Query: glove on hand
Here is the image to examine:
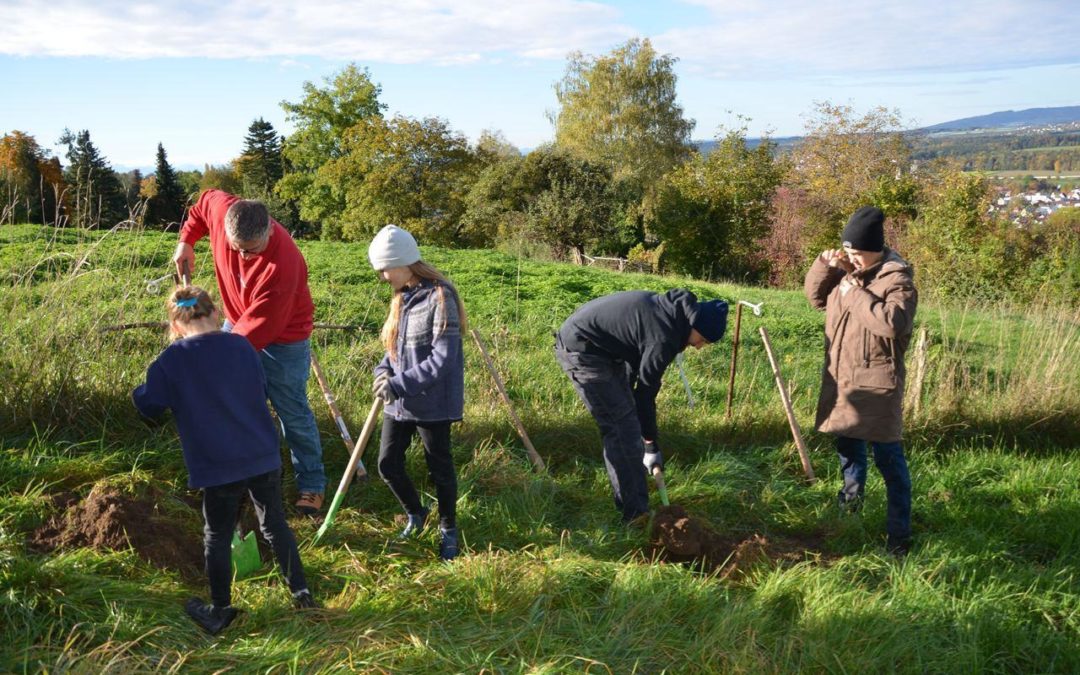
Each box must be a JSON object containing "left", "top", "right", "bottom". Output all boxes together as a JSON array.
[
  {"left": 642, "top": 439, "right": 664, "bottom": 473},
  {"left": 373, "top": 374, "right": 398, "bottom": 403}
]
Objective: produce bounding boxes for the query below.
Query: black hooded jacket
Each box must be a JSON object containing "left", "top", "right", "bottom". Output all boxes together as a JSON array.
[{"left": 558, "top": 289, "right": 699, "bottom": 440}]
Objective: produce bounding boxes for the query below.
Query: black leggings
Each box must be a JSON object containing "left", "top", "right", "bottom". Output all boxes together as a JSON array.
[
  {"left": 378, "top": 417, "right": 457, "bottom": 529},
  {"left": 202, "top": 469, "right": 306, "bottom": 607}
]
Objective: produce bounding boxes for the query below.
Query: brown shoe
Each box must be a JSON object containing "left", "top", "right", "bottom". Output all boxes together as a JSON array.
[{"left": 295, "top": 492, "right": 323, "bottom": 516}]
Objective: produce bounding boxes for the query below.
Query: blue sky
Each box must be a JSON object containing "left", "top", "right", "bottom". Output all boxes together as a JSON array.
[{"left": 1, "top": 0, "right": 1078, "bottom": 171}]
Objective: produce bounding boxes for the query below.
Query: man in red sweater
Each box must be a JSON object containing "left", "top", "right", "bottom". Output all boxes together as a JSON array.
[{"left": 173, "top": 189, "right": 326, "bottom": 514}]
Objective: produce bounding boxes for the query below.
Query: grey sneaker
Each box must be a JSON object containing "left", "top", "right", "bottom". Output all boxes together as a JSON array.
[{"left": 836, "top": 490, "right": 863, "bottom": 514}]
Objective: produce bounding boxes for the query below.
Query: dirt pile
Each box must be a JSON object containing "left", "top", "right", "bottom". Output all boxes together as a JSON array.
[
  {"left": 30, "top": 485, "right": 204, "bottom": 577},
  {"left": 648, "top": 505, "right": 830, "bottom": 579}
]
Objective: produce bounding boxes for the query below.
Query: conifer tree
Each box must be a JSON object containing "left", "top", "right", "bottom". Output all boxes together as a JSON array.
[
  {"left": 58, "top": 129, "right": 126, "bottom": 228},
  {"left": 146, "top": 142, "right": 186, "bottom": 227},
  {"left": 236, "top": 118, "right": 284, "bottom": 193}
]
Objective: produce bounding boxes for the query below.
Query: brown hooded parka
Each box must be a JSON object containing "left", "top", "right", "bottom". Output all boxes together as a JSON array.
[{"left": 804, "top": 248, "right": 918, "bottom": 443}]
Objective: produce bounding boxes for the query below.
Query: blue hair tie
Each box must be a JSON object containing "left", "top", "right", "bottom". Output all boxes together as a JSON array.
[{"left": 174, "top": 297, "right": 198, "bottom": 308}]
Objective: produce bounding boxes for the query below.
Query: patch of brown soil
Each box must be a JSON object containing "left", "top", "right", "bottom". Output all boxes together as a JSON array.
[
  {"left": 648, "top": 505, "right": 835, "bottom": 579},
  {"left": 29, "top": 485, "right": 204, "bottom": 578}
]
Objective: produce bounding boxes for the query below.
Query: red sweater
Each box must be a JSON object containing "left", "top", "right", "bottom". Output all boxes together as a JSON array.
[{"left": 179, "top": 190, "right": 314, "bottom": 351}]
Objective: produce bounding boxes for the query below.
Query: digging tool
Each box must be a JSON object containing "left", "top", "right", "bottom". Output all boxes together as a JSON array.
[
  {"left": 726, "top": 300, "right": 763, "bottom": 419},
  {"left": 310, "top": 351, "right": 368, "bottom": 480},
  {"left": 315, "top": 398, "right": 383, "bottom": 543},
  {"left": 231, "top": 526, "right": 260, "bottom": 578},
  {"left": 180, "top": 259, "right": 191, "bottom": 288},
  {"left": 674, "top": 353, "right": 694, "bottom": 408},
  {"left": 759, "top": 326, "right": 816, "bottom": 483},
  {"left": 652, "top": 466, "right": 670, "bottom": 506},
  {"left": 470, "top": 328, "right": 546, "bottom": 473},
  {"left": 145, "top": 274, "right": 173, "bottom": 294},
  {"left": 102, "top": 321, "right": 361, "bottom": 333}
]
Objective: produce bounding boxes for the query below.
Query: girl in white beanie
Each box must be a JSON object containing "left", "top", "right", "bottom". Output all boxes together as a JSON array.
[{"left": 368, "top": 225, "right": 467, "bottom": 561}]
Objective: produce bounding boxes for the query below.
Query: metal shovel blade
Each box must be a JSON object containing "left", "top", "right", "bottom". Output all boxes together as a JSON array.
[{"left": 231, "top": 529, "right": 260, "bottom": 578}]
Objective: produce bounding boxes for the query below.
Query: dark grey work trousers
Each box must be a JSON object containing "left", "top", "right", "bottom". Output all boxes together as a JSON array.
[{"left": 555, "top": 339, "right": 650, "bottom": 522}]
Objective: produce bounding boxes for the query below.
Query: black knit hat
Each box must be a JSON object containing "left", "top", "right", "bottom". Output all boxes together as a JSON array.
[{"left": 841, "top": 206, "right": 885, "bottom": 252}]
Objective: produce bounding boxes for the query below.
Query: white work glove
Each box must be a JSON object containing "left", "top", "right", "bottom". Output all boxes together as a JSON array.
[
  {"left": 373, "top": 373, "right": 398, "bottom": 403},
  {"left": 642, "top": 439, "right": 664, "bottom": 473}
]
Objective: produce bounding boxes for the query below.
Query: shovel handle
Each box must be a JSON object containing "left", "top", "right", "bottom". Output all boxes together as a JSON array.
[
  {"left": 315, "top": 398, "right": 383, "bottom": 543},
  {"left": 652, "top": 466, "right": 670, "bottom": 506}
]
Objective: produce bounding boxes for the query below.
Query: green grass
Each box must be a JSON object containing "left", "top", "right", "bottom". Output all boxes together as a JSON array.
[{"left": 2, "top": 223, "right": 1079, "bottom": 672}]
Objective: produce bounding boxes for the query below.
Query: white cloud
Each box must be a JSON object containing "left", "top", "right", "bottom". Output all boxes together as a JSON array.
[
  {"left": 0, "top": 0, "right": 634, "bottom": 62},
  {"left": 658, "top": 0, "right": 1080, "bottom": 78}
]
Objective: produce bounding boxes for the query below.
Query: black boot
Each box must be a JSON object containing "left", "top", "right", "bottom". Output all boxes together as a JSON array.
[
  {"left": 887, "top": 535, "right": 912, "bottom": 557},
  {"left": 185, "top": 597, "right": 238, "bottom": 635}
]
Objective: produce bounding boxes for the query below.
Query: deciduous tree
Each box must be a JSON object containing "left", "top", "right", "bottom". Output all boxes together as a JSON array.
[
  {"left": 0, "top": 130, "right": 63, "bottom": 225},
  {"left": 325, "top": 115, "right": 476, "bottom": 244},
  {"left": 278, "top": 64, "right": 386, "bottom": 237},
  {"left": 650, "top": 128, "right": 786, "bottom": 280}
]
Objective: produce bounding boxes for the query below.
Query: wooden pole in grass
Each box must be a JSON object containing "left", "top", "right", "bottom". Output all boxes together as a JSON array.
[
  {"left": 470, "top": 328, "right": 546, "bottom": 473},
  {"left": 725, "top": 302, "right": 744, "bottom": 418},
  {"left": 315, "top": 398, "right": 383, "bottom": 543},
  {"left": 310, "top": 350, "right": 367, "bottom": 480},
  {"left": 759, "top": 326, "right": 816, "bottom": 483}
]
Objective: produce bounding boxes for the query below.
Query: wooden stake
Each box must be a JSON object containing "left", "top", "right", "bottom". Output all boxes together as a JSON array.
[
  {"left": 759, "top": 327, "right": 815, "bottom": 483},
  {"left": 310, "top": 351, "right": 367, "bottom": 479},
  {"left": 907, "top": 326, "right": 929, "bottom": 418},
  {"left": 470, "top": 328, "right": 546, "bottom": 473},
  {"left": 725, "top": 302, "right": 744, "bottom": 418}
]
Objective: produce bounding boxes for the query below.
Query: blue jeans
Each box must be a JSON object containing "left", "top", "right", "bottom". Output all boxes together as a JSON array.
[
  {"left": 555, "top": 342, "right": 650, "bottom": 522},
  {"left": 222, "top": 321, "right": 325, "bottom": 494},
  {"left": 261, "top": 339, "right": 326, "bottom": 494},
  {"left": 836, "top": 436, "right": 911, "bottom": 541}
]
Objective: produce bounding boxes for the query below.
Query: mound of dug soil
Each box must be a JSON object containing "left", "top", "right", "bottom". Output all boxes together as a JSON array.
[
  {"left": 29, "top": 485, "right": 204, "bottom": 578},
  {"left": 648, "top": 505, "right": 832, "bottom": 579}
]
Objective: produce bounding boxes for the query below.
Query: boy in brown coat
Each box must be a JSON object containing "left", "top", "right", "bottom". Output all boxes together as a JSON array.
[{"left": 805, "top": 206, "right": 917, "bottom": 555}]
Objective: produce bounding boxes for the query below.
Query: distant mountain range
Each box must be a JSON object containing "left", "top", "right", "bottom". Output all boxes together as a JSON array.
[
  {"left": 695, "top": 105, "right": 1080, "bottom": 153},
  {"left": 919, "top": 106, "right": 1080, "bottom": 132}
]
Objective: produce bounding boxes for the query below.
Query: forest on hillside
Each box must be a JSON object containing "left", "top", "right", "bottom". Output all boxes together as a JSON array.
[{"left": 3, "top": 39, "right": 1079, "bottom": 305}]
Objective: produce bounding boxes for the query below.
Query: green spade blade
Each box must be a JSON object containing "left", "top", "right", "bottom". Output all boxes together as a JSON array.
[{"left": 231, "top": 530, "right": 260, "bottom": 578}]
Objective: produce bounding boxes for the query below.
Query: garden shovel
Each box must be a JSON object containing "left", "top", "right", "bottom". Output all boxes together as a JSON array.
[{"left": 231, "top": 526, "right": 260, "bottom": 578}]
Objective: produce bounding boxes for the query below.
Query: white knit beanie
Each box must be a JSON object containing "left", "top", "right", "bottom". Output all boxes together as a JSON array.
[{"left": 368, "top": 224, "right": 421, "bottom": 271}]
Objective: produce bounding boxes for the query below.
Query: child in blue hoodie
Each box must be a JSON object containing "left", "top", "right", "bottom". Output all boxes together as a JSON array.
[
  {"left": 132, "top": 285, "right": 315, "bottom": 635},
  {"left": 368, "top": 225, "right": 466, "bottom": 561}
]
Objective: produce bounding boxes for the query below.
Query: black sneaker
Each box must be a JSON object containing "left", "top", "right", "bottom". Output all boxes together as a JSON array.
[
  {"left": 184, "top": 597, "right": 238, "bottom": 635},
  {"left": 400, "top": 506, "right": 430, "bottom": 539},
  {"left": 292, "top": 590, "right": 320, "bottom": 610},
  {"left": 439, "top": 527, "right": 459, "bottom": 561},
  {"left": 887, "top": 536, "right": 912, "bottom": 557}
]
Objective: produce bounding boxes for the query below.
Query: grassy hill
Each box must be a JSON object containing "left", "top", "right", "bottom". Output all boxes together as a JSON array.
[{"left": 1, "top": 224, "right": 1079, "bottom": 672}]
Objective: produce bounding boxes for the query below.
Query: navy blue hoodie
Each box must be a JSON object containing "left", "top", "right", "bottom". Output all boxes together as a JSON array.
[
  {"left": 132, "top": 331, "right": 281, "bottom": 488},
  {"left": 559, "top": 289, "right": 707, "bottom": 440}
]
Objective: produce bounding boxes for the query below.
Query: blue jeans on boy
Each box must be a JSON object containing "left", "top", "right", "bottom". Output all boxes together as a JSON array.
[
  {"left": 836, "top": 436, "right": 912, "bottom": 542},
  {"left": 223, "top": 321, "right": 325, "bottom": 495},
  {"left": 202, "top": 469, "right": 307, "bottom": 607}
]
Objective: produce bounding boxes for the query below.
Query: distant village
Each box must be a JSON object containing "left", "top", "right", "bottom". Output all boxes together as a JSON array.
[{"left": 989, "top": 184, "right": 1080, "bottom": 226}]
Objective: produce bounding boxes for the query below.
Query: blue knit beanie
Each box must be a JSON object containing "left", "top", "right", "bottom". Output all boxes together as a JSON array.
[{"left": 692, "top": 299, "right": 728, "bottom": 343}]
